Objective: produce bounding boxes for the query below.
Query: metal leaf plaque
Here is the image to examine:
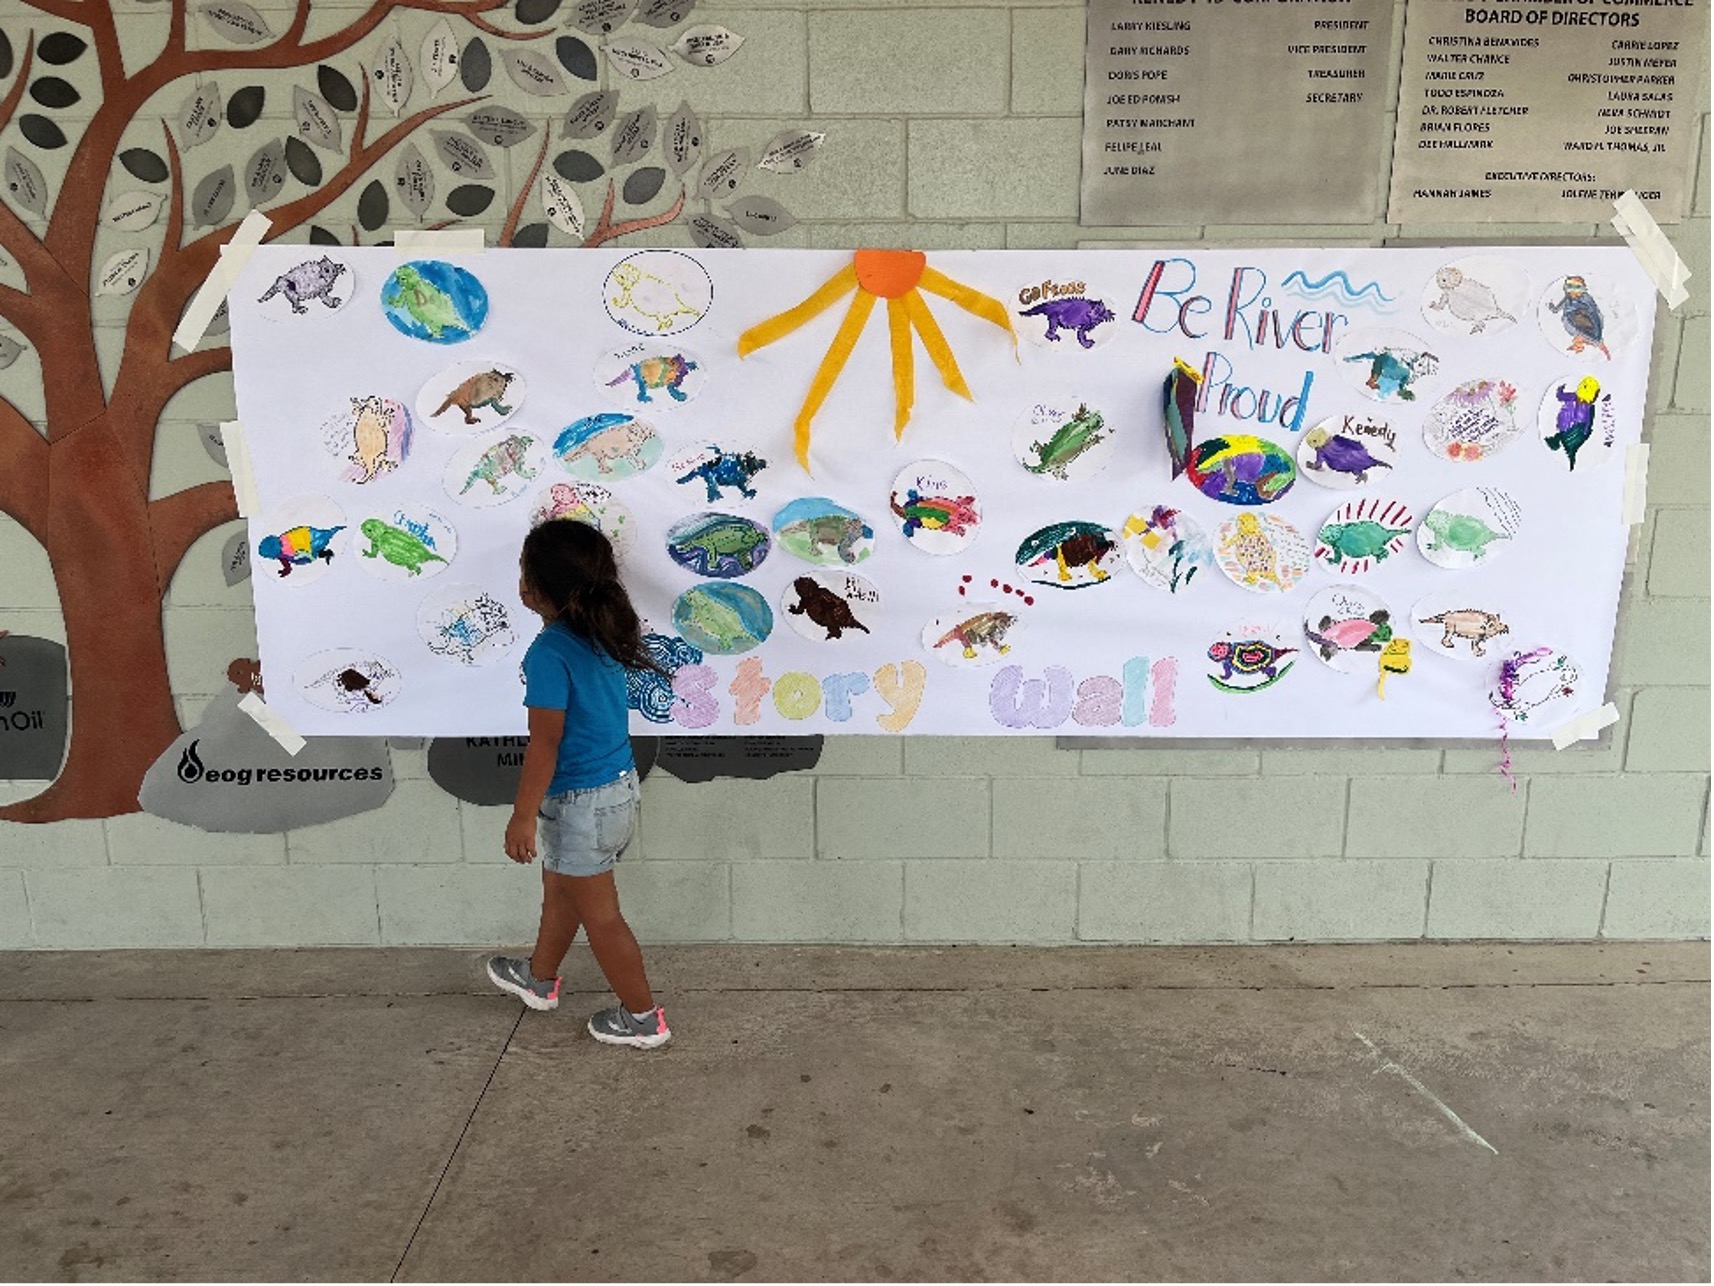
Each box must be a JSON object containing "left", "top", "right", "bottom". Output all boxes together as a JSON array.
[
  {"left": 293, "top": 86, "right": 342, "bottom": 152},
  {"left": 431, "top": 130, "right": 496, "bottom": 179},
  {"left": 727, "top": 194, "right": 794, "bottom": 236},
  {"left": 688, "top": 212, "right": 742, "bottom": 249},
  {"left": 610, "top": 104, "right": 657, "bottom": 165},
  {"left": 395, "top": 142, "right": 434, "bottom": 217},
  {"left": 103, "top": 190, "right": 163, "bottom": 230},
  {"left": 374, "top": 34, "right": 413, "bottom": 115},
  {"left": 191, "top": 164, "right": 237, "bottom": 227},
  {"left": 200, "top": 2, "right": 272, "bottom": 44},
  {"left": 421, "top": 19, "right": 460, "bottom": 96},
  {"left": 605, "top": 38, "right": 674, "bottom": 82},
  {"left": 97, "top": 247, "right": 149, "bottom": 296},
  {"left": 571, "top": 0, "right": 634, "bottom": 34},
  {"left": 244, "top": 138, "right": 287, "bottom": 205},
  {"left": 4, "top": 148, "right": 47, "bottom": 217},
  {"left": 541, "top": 172, "right": 586, "bottom": 238},
  {"left": 696, "top": 147, "right": 748, "bottom": 199},
  {"left": 466, "top": 107, "right": 535, "bottom": 148},
  {"left": 178, "top": 82, "right": 222, "bottom": 149},
  {"left": 671, "top": 24, "right": 742, "bottom": 67},
  {"left": 664, "top": 101, "right": 701, "bottom": 176},
  {"left": 501, "top": 48, "right": 566, "bottom": 97},
  {"left": 563, "top": 89, "right": 619, "bottom": 140},
  {"left": 637, "top": 0, "right": 694, "bottom": 28},
  {"left": 758, "top": 129, "right": 824, "bottom": 174}
]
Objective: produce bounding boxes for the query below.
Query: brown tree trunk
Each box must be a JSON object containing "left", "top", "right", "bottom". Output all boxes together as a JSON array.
[{"left": 0, "top": 422, "right": 182, "bottom": 822}]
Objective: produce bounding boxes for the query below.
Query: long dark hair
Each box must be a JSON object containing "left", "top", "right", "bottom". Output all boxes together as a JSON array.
[{"left": 520, "top": 521, "right": 663, "bottom": 674}]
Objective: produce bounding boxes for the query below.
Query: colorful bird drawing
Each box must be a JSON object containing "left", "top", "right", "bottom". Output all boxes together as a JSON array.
[
  {"left": 737, "top": 250, "right": 1017, "bottom": 471},
  {"left": 1549, "top": 275, "right": 1610, "bottom": 359},
  {"left": 1162, "top": 357, "right": 1201, "bottom": 480}
]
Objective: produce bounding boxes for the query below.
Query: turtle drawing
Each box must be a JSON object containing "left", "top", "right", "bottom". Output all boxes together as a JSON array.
[
  {"left": 1549, "top": 275, "right": 1610, "bottom": 358},
  {"left": 1206, "top": 638, "right": 1295, "bottom": 693},
  {"left": 890, "top": 489, "right": 979, "bottom": 539},
  {"left": 1421, "top": 608, "right": 1509, "bottom": 657},
  {"left": 1420, "top": 510, "right": 1509, "bottom": 559},
  {"left": 1546, "top": 376, "right": 1603, "bottom": 470},
  {"left": 359, "top": 518, "right": 447, "bottom": 576},
  {"left": 257, "top": 256, "right": 347, "bottom": 314},
  {"left": 1427, "top": 266, "right": 1514, "bottom": 334},
  {"left": 1219, "top": 513, "right": 1281, "bottom": 589},
  {"left": 1018, "top": 296, "right": 1114, "bottom": 348},
  {"left": 1023, "top": 403, "right": 1109, "bottom": 479},
  {"left": 934, "top": 610, "right": 1016, "bottom": 661},
  {"left": 461, "top": 434, "right": 539, "bottom": 495},
  {"left": 256, "top": 524, "right": 343, "bottom": 577},
  {"left": 666, "top": 514, "right": 771, "bottom": 578},
  {"left": 1317, "top": 519, "right": 1407, "bottom": 569},
  {"left": 609, "top": 262, "right": 704, "bottom": 332},
  {"left": 434, "top": 369, "right": 514, "bottom": 425},
  {"left": 554, "top": 414, "right": 658, "bottom": 476},
  {"left": 673, "top": 584, "right": 772, "bottom": 654},
  {"left": 1016, "top": 521, "right": 1118, "bottom": 589},
  {"left": 1302, "top": 424, "right": 1393, "bottom": 485},
  {"left": 384, "top": 263, "right": 469, "bottom": 340},
  {"left": 778, "top": 513, "right": 872, "bottom": 566},
  {"left": 788, "top": 576, "right": 870, "bottom": 640},
  {"left": 1306, "top": 611, "right": 1393, "bottom": 662},
  {"left": 607, "top": 353, "right": 698, "bottom": 403},
  {"left": 1345, "top": 346, "right": 1438, "bottom": 400},
  {"left": 676, "top": 448, "right": 766, "bottom": 501}
]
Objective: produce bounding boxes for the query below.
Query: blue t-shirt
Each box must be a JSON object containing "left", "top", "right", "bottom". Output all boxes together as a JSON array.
[{"left": 521, "top": 621, "right": 634, "bottom": 792}]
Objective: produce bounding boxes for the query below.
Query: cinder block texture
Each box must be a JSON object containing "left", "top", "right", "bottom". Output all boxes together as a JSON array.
[
  {"left": 25, "top": 867, "right": 204, "bottom": 948},
  {"left": 0, "top": 819, "right": 107, "bottom": 867},
  {"left": 904, "top": 861, "right": 1076, "bottom": 942},
  {"left": 1617, "top": 597, "right": 1710, "bottom": 686},
  {"left": 1346, "top": 778, "right": 1525, "bottom": 859},
  {"left": 1427, "top": 860, "right": 1608, "bottom": 939},
  {"left": 1011, "top": 6, "right": 1087, "bottom": 115},
  {"left": 200, "top": 866, "right": 380, "bottom": 946},
  {"left": 1253, "top": 862, "right": 1428, "bottom": 942},
  {"left": 1646, "top": 509, "right": 1710, "bottom": 596},
  {"left": 993, "top": 777, "right": 1165, "bottom": 859},
  {"left": 1626, "top": 688, "right": 1711, "bottom": 774},
  {"left": 1674, "top": 314, "right": 1708, "bottom": 410},
  {"left": 0, "top": 870, "right": 29, "bottom": 947},
  {"left": 817, "top": 779, "right": 989, "bottom": 858},
  {"left": 639, "top": 777, "right": 815, "bottom": 860},
  {"left": 285, "top": 781, "right": 461, "bottom": 864},
  {"left": 1647, "top": 416, "right": 1712, "bottom": 505},
  {"left": 810, "top": 9, "right": 1009, "bottom": 115},
  {"left": 1526, "top": 777, "right": 1707, "bottom": 858},
  {"left": 615, "top": 862, "right": 732, "bottom": 943},
  {"left": 376, "top": 867, "right": 540, "bottom": 946},
  {"left": 731, "top": 861, "right": 902, "bottom": 942},
  {"left": 907, "top": 119, "right": 1082, "bottom": 219},
  {"left": 1078, "top": 862, "right": 1251, "bottom": 943},
  {"left": 104, "top": 814, "right": 287, "bottom": 866},
  {"left": 1170, "top": 779, "right": 1345, "bottom": 858},
  {"left": 905, "top": 736, "right": 1079, "bottom": 779},
  {"left": 1603, "top": 861, "right": 1712, "bottom": 938}
]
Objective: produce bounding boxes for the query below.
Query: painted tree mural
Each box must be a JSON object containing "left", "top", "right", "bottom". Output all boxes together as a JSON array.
[{"left": 0, "top": 0, "right": 822, "bottom": 821}]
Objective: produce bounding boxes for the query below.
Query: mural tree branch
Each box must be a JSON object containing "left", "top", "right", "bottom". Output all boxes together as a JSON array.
[{"left": 0, "top": 0, "right": 818, "bottom": 821}]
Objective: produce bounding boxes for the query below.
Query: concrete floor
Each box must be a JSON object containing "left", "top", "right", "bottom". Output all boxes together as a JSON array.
[{"left": 0, "top": 944, "right": 1707, "bottom": 1283}]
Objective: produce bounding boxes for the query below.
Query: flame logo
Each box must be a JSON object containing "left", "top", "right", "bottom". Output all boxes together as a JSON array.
[{"left": 176, "top": 740, "right": 205, "bottom": 783}]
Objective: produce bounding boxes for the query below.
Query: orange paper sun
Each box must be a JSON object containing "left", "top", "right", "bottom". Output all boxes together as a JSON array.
[{"left": 737, "top": 249, "right": 1017, "bottom": 471}]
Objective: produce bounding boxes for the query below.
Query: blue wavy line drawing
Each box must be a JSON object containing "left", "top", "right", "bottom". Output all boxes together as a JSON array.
[{"left": 1281, "top": 270, "right": 1398, "bottom": 310}]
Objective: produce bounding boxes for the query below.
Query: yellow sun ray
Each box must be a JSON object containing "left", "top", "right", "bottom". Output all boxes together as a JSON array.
[
  {"left": 792, "top": 289, "right": 876, "bottom": 470},
  {"left": 886, "top": 296, "right": 914, "bottom": 439},
  {"left": 902, "top": 288, "right": 970, "bottom": 401}
]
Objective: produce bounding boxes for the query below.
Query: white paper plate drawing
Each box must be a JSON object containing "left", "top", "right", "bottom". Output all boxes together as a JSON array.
[
  {"left": 253, "top": 494, "right": 347, "bottom": 586},
  {"left": 416, "top": 360, "right": 526, "bottom": 434},
  {"left": 416, "top": 584, "right": 520, "bottom": 666},
  {"left": 353, "top": 505, "right": 456, "bottom": 581},
  {"left": 1420, "top": 254, "right": 1528, "bottom": 338},
  {"left": 603, "top": 250, "right": 712, "bottom": 337},
  {"left": 1536, "top": 270, "right": 1637, "bottom": 363},
  {"left": 594, "top": 341, "right": 706, "bottom": 412},
  {"left": 255, "top": 253, "right": 355, "bottom": 319},
  {"left": 781, "top": 571, "right": 880, "bottom": 642},
  {"left": 1333, "top": 327, "right": 1442, "bottom": 405},
  {"left": 1411, "top": 588, "right": 1517, "bottom": 664},
  {"left": 1537, "top": 375, "right": 1620, "bottom": 473},
  {"left": 889, "top": 460, "right": 981, "bottom": 555},
  {"left": 1214, "top": 512, "right": 1311, "bottom": 594},
  {"left": 442, "top": 429, "right": 548, "bottom": 507},
  {"left": 1121, "top": 504, "right": 1210, "bottom": 593},
  {"left": 1423, "top": 377, "right": 1524, "bottom": 463},
  {"left": 297, "top": 648, "right": 402, "bottom": 713},
  {"left": 1012, "top": 398, "right": 1115, "bottom": 481},
  {"left": 1417, "top": 487, "right": 1522, "bottom": 570},
  {"left": 1303, "top": 584, "right": 1396, "bottom": 675},
  {"left": 1296, "top": 413, "right": 1399, "bottom": 490}
]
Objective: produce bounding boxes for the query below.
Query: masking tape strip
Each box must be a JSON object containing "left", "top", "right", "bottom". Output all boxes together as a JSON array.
[
  {"left": 1622, "top": 442, "right": 1649, "bottom": 525},
  {"left": 219, "top": 420, "right": 260, "bottom": 518},
  {"left": 1611, "top": 191, "right": 1690, "bottom": 310},
  {"left": 238, "top": 692, "right": 307, "bottom": 756},
  {"left": 395, "top": 228, "right": 485, "bottom": 255},
  {"left": 172, "top": 209, "right": 272, "bottom": 352},
  {"left": 1551, "top": 702, "right": 1621, "bottom": 750}
]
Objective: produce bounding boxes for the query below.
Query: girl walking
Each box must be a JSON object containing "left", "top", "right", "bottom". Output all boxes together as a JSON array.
[{"left": 485, "top": 520, "right": 670, "bottom": 1049}]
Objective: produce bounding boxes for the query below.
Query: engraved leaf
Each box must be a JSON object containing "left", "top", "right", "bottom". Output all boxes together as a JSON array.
[
  {"left": 18, "top": 116, "right": 67, "bottom": 150},
  {"left": 200, "top": 422, "right": 228, "bottom": 465},
  {"left": 207, "top": 298, "right": 230, "bottom": 338},
  {"left": 200, "top": 3, "right": 272, "bottom": 44},
  {"left": 688, "top": 213, "right": 741, "bottom": 250},
  {"left": 562, "top": 89, "right": 618, "bottom": 140},
  {"left": 727, "top": 194, "right": 794, "bottom": 236},
  {"left": 622, "top": 166, "right": 665, "bottom": 206},
  {"left": 604, "top": 38, "right": 673, "bottom": 82},
  {"left": 511, "top": 221, "right": 551, "bottom": 248},
  {"left": 308, "top": 224, "right": 342, "bottom": 246},
  {"left": 552, "top": 149, "right": 604, "bottom": 184},
  {"left": 431, "top": 130, "right": 495, "bottom": 179},
  {"left": 696, "top": 147, "right": 748, "bottom": 200},
  {"left": 97, "top": 247, "right": 150, "bottom": 296},
  {"left": 226, "top": 84, "right": 266, "bottom": 129},
  {"left": 317, "top": 64, "right": 358, "bottom": 113},
  {"left": 515, "top": 0, "right": 562, "bottom": 23},
  {"left": 758, "top": 129, "right": 824, "bottom": 174},
  {"left": 555, "top": 36, "right": 598, "bottom": 81},
  {"left": 221, "top": 531, "right": 252, "bottom": 586},
  {"left": 0, "top": 332, "right": 25, "bottom": 370},
  {"left": 460, "top": 37, "right": 491, "bottom": 92},
  {"left": 103, "top": 190, "right": 164, "bottom": 231},
  {"left": 671, "top": 24, "right": 742, "bottom": 67},
  {"left": 243, "top": 138, "right": 287, "bottom": 206},
  {"left": 420, "top": 19, "right": 460, "bottom": 97},
  {"left": 446, "top": 184, "right": 496, "bottom": 217},
  {"left": 356, "top": 178, "right": 389, "bottom": 232},
  {"left": 283, "top": 135, "right": 321, "bottom": 186},
  {"left": 177, "top": 82, "right": 222, "bottom": 150},
  {"left": 571, "top": 0, "right": 633, "bottom": 35},
  {"left": 501, "top": 48, "right": 566, "bottom": 97},
  {"left": 119, "top": 147, "right": 169, "bottom": 183},
  {"left": 192, "top": 164, "right": 237, "bottom": 227},
  {"left": 374, "top": 35, "right": 412, "bottom": 116},
  {"left": 29, "top": 76, "right": 80, "bottom": 109},
  {"left": 636, "top": 0, "right": 695, "bottom": 28},
  {"left": 610, "top": 104, "right": 656, "bottom": 166},
  {"left": 4, "top": 148, "right": 47, "bottom": 216},
  {"left": 293, "top": 86, "right": 342, "bottom": 152},
  {"left": 37, "top": 32, "right": 87, "bottom": 65},
  {"left": 663, "top": 101, "right": 701, "bottom": 177},
  {"left": 394, "top": 142, "right": 434, "bottom": 218},
  {"left": 466, "top": 107, "right": 534, "bottom": 148},
  {"left": 541, "top": 173, "right": 585, "bottom": 237}
]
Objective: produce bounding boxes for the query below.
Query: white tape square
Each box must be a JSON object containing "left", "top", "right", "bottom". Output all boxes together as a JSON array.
[{"left": 238, "top": 691, "right": 307, "bottom": 755}]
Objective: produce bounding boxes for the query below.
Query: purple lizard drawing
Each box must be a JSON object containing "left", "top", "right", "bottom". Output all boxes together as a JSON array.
[{"left": 1018, "top": 297, "right": 1114, "bottom": 349}]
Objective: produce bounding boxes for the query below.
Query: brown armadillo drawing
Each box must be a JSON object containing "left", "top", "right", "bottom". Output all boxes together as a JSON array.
[
  {"left": 787, "top": 576, "right": 870, "bottom": 641},
  {"left": 349, "top": 396, "right": 395, "bottom": 483},
  {"left": 434, "top": 369, "right": 514, "bottom": 425}
]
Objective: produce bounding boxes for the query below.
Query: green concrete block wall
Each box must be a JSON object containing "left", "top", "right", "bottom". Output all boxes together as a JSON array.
[{"left": 0, "top": 0, "right": 1707, "bottom": 948}]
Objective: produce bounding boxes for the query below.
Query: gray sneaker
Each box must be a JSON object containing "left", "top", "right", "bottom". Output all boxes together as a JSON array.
[
  {"left": 486, "top": 956, "right": 560, "bottom": 1011},
  {"left": 588, "top": 1004, "right": 671, "bottom": 1049}
]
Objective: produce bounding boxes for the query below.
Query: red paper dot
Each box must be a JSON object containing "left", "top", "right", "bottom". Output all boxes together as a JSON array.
[
  {"left": 961, "top": 574, "right": 972, "bottom": 583},
  {"left": 1023, "top": 596, "right": 1034, "bottom": 606},
  {"left": 990, "top": 579, "right": 999, "bottom": 588}
]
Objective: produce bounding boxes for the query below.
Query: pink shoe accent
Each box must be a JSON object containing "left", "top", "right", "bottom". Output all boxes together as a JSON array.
[{"left": 548, "top": 977, "right": 562, "bottom": 1001}]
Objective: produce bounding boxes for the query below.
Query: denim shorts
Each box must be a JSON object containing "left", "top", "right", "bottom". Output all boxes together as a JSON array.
[{"left": 538, "top": 771, "right": 639, "bottom": 877}]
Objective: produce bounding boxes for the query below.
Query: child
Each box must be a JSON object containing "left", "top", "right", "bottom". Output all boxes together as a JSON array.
[{"left": 485, "top": 520, "right": 670, "bottom": 1049}]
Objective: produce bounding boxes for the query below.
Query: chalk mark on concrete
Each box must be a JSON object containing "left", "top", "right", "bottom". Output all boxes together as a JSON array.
[{"left": 1353, "top": 1029, "right": 1499, "bottom": 1156}]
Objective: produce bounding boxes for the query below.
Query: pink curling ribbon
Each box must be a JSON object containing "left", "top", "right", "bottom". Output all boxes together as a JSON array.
[{"left": 1494, "top": 647, "right": 1553, "bottom": 792}]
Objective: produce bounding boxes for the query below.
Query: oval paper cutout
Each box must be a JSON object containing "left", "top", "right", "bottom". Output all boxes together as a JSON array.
[
  {"left": 889, "top": 460, "right": 981, "bottom": 556},
  {"left": 297, "top": 649, "right": 403, "bottom": 713},
  {"left": 594, "top": 341, "right": 705, "bottom": 411},
  {"left": 1303, "top": 584, "right": 1395, "bottom": 675},
  {"left": 1206, "top": 622, "right": 1298, "bottom": 694},
  {"left": 1314, "top": 496, "right": 1415, "bottom": 576},
  {"left": 772, "top": 498, "right": 875, "bottom": 567},
  {"left": 1120, "top": 505, "right": 1211, "bottom": 593},
  {"left": 1015, "top": 521, "right": 1121, "bottom": 590},
  {"left": 319, "top": 396, "right": 413, "bottom": 485},
  {"left": 1538, "top": 374, "right": 1619, "bottom": 472},
  {"left": 672, "top": 583, "right": 773, "bottom": 655},
  {"left": 1417, "top": 487, "right": 1522, "bottom": 570},
  {"left": 1334, "top": 328, "right": 1442, "bottom": 405},
  {"left": 417, "top": 584, "right": 520, "bottom": 666},
  {"left": 354, "top": 505, "right": 456, "bottom": 580},
  {"left": 552, "top": 412, "right": 662, "bottom": 480},
  {"left": 381, "top": 259, "right": 490, "bottom": 343},
  {"left": 781, "top": 571, "right": 879, "bottom": 643},
  {"left": 603, "top": 250, "right": 711, "bottom": 336},
  {"left": 253, "top": 494, "right": 347, "bottom": 586},
  {"left": 416, "top": 360, "right": 525, "bottom": 433},
  {"left": 923, "top": 603, "right": 1022, "bottom": 669},
  {"left": 1536, "top": 271, "right": 1635, "bottom": 363},
  {"left": 1420, "top": 254, "right": 1529, "bottom": 338},
  {"left": 1490, "top": 648, "right": 1583, "bottom": 725},
  {"left": 665, "top": 512, "right": 771, "bottom": 579},
  {"left": 669, "top": 444, "right": 769, "bottom": 504},
  {"left": 1185, "top": 433, "right": 1296, "bottom": 505},
  {"left": 1411, "top": 588, "right": 1517, "bottom": 664},
  {"left": 1214, "top": 512, "right": 1311, "bottom": 594},
  {"left": 529, "top": 480, "right": 637, "bottom": 554},
  {"left": 1296, "top": 413, "right": 1398, "bottom": 490},
  {"left": 442, "top": 429, "right": 548, "bottom": 507},
  {"left": 1012, "top": 399, "right": 1114, "bottom": 482},
  {"left": 1423, "top": 377, "right": 1524, "bottom": 463},
  {"left": 1012, "top": 280, "right": 1117, "bottom": 350}
]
